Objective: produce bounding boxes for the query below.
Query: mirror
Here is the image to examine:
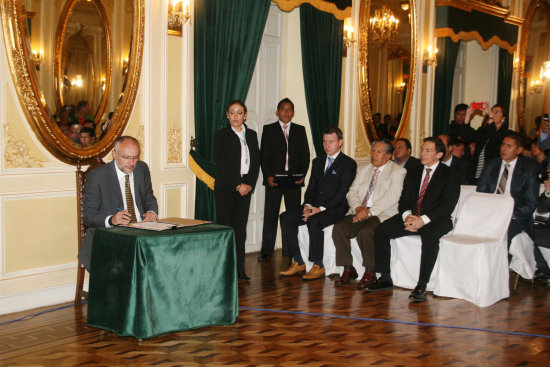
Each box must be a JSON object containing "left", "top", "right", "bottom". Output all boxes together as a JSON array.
[
  {"left": 358, "top": 0, "right": 416, "bottom": 142},
  {"left": 0, "top": 0, "right": 144, "bottom": 164},
  {"left": 519, "top": 0, "right": 549, "bottom": 141}
]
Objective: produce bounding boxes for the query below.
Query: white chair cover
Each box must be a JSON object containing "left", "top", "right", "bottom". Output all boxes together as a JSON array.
[
  {"left": 434, "top": 192, "right": 514, "bottom": 307},
  {"left": 540, "top": 247, "right": 550, "bottom": 268},
  {"left": 509, "top": 232, "right": 536, "bottom": 280},
  {"left": 452, "top": 185, "right": 477, "bottom": 224}
]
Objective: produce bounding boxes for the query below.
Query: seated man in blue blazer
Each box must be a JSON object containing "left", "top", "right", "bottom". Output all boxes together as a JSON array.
[
  {"left": 477, "top": 131, "right": 540, "bottom": 246},
  {"left": 279, "top": 126, "right": 357, "bottom": 280},
  {"left": 78, "top": 136, "right": 158, "bottom": 271}
]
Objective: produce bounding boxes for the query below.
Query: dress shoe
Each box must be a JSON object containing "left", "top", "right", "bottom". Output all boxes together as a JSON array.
[
  {"left": 364, "top": 279, "right": 393, "bottom": 292},
  {"left": 534, "top": 268, "right": 550, "bottom": 282},
  {"left": 356, "top": 271, "right": 376, "bottom": 289},
  {"left": 238, "top": 271, "right": 250, "bottom": 281},
  {"left": 280, "top": 262, "right": 306, "bottom": 277},
  {"left": 257, "top": 253, "right": 271, "bottom": 262},
  {"left": 303, "top": 264, "right": 325, "bottom": 281},
  {"left": 409, "top": 285, "right": 427, "bottom": 302},
  {"left": 334, "top": 268, "right": 358, "bottom": 287},
  {"left": 328, "top": 273, "right": 341, "bottom": 281}
]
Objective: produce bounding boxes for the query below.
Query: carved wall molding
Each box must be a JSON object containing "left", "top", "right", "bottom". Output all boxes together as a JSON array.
[
  {"left": 3, "top": 123, "right": 45, "bottom": 168},
  {"left": 167, "top": 126, "right": 182, "bottom": 163}
]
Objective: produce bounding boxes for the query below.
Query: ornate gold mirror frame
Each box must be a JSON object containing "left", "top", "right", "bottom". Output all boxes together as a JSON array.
[
  {"left": 0, "top": 0, "right": 144, "bottom": 165},
  {"left": 518, "top": 0, "right": 546, "bottom": 137},
  {"left": 358, "top": 0, "right": 416, "bottom": 142}
]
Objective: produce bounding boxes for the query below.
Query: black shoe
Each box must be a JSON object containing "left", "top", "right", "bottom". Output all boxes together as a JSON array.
[
  {"left": 534, "top": 268, "right": 550, "bottom": 282},
  {"left": 365, "top": 279, "right": 393, "bottom": 292},
  {"left": 238, "top": 272, "right": 250, "bottom": 281},
  {"left": 409, "top": 285, "right": 427, "bottom": 302},
  {"left": 257, "top": 253, "right": 272, "bottom": 262}
]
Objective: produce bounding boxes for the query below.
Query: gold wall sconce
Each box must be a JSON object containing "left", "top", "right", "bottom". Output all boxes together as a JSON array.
[
  {"left": 396, "top": 82, "right": 406, "bottom": 95},
  {"left": 32, "top": 49, "right": 43, "bottom": 71},
  {"left": 168, "top": 0, "right": 191, "bottom": 36},
  {"left": 71, "top": 74, "right": 83, "bottom": 88},
  {"left": 422, "top": 46, "right": 438, "bottom": 72},
  {"left": 530, "top": 80, "right": 543, "bottom": 94},
  {"left": 343, "top": 17, "right": 355, "bottom": 48}
]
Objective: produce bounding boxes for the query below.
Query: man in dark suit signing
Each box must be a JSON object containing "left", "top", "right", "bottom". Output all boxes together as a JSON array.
[
  {"left": 258, "top": 98, "right": 310, "bottom": 262},
  {"left": 279, "top": 126, "right": 357, "bottom": 280},
  {"left": 367, "top": 137, "right": 460, "bottom": 302},
  {"left": 78, "top": 136, "right": 158, "bottom": 271},
  {"left": 477, "top": 132, "right": 540, "bottom": 245}
]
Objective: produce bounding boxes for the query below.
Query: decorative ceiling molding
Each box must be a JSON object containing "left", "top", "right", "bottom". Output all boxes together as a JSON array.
[{"left": 273, "top": 0, "right": 351, "bottom": 20}]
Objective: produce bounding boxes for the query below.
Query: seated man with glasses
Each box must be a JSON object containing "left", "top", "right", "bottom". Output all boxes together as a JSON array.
[{"left": 78, "top": 135, "right": 158, "bottom": 271}]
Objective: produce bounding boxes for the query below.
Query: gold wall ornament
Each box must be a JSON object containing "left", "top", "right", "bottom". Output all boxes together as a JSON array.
[
  {"left": 136, "top": 124, "right": 145, "bottom": 159},
  {"left": 358, "top": 0, "right": 416, "bottom": 144},
  {"left": 167, "top": 126, "right": 183, "bottom": 163},
  {"left": 3, "top": 123, "right": 45, "bottom": 168},
  {"left": 0, "top": 0, "right": 145, "bottom": 166}
]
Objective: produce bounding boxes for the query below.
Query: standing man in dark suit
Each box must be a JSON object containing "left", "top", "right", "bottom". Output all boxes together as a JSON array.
[
  {"left": 393, "top": 138, "right": 421, "bottom": 172},
  {"left": 258, "top": 98, "right": 310, "bottom": 262},
  {"left": 438, "top": 134, "right": 469, "bottom": 184},
  {"left": 78, "top": 136, "right": 158, "bottom": 271},
  {"left": 477, "top": 132, "right": 540, "bottom": 244},
  {"left": 279, "top": 126, "right": 357, "bottom": 280},
  {"left": 367, "top": 137, "right": 460, "bottom": 302}
]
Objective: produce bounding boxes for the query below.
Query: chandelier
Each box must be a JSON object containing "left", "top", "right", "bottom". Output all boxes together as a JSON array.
[{"left": 369, "top": 6, "right": 399, "bottom": 46}]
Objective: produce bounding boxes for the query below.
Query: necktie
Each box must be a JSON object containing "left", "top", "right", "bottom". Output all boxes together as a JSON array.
[
  {"left": 324, "top": 157, "right": 334, "bottom": 175},
  {"left": 475, "top": 145, "right": 486, "bottom": 179},
  {"left": 125, "top": 174, "right": 138, "bottom": 223},
  {"left": 496, "top": 163, "right": 510, "bottom": 194},
  {"left": 283, "top": 124, "right": 289, "bottom": 171},
  {"left": 362, "top": 168, "right": 380, "bottom": 207},
  {"left": 415, "top": 168, "right": 432, "bottom": 215}
]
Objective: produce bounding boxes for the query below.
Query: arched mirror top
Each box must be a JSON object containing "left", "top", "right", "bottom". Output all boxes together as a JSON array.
[
  {"left": 0, "top": 0, "right": 144, "bottom": 165},
  {"left": 358, "top": 0, "right": 416, "bottom": 143},
  {"left": 518, "top": 0, "right": 550, "bottom": 142}
]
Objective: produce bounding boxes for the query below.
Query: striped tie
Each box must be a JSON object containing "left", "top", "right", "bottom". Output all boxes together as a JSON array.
[
  {"left": 283, "top": 124, "right": 289, "bottom": 171},
  {"left": 496, "top": 163, "right": 510, "bottom": 194},
  {"left": 362, "top": 168, "right": 380, "bottom": 207},
  {"left": 415, "top": 168, "right": 432, "bottom": 215},
  {"left": 125, "top": 174, "right": 138, "bottom": 223},
  {"left": 324, "top": 157, "right": 334, "bottom": 175},
  {"left": 475, "top": 145, "right": 486, "bottom": 179}
]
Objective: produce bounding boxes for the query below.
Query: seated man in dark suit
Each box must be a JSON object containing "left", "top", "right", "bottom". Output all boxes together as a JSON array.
[
  {"left": 477, "top": 132, "right": 540, "bottom": 246},
  {"left": 78, "top": 136, "right": 158, "bottom": 271},
  {"left": 367, "top": 137, "right": 460, "bottom": 302},
  {"left": 393, "top": 138, "right": 421, "bottom": 171},
  {"left": 279, "top": 126, "right": 357, "bottom": 280},
  {"left": 438, "top": 134, "right": 469, "bottom": 184},
  {"left": 533, "top": 170, "right": 550, "bottom": 282}
]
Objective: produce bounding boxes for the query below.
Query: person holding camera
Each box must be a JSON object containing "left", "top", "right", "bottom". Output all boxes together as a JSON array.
[
  {"left": 533, "top": 169, "right": 550, "bottom": 282},
  {"left": 477, "top": 132, "right": 541, "bottom": 247}
]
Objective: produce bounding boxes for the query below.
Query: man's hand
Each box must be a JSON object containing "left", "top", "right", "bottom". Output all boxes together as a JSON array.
[
  {"left": 294, "top": 177, "right": 305, "bottom": 185},
  {"left": 404, "top": 214, "right": 424, "bottom": 232},
  {"left": 302, "top": 205, "right": 321, "bottom": 221},
  {"left": 238, "top": 184, "right": 252, "bottom": 196},
  {"left": 353, "top": 206, "right": 370, "bottom": 223},
  {"left": 142, "top": 211, "right": 157, "bottom": 222},
  {"left": 112, "top": 210, "right": 131, "bottom": 225},
  {"left": 267, "top": 176, "right": 278, "bottom": 188}
]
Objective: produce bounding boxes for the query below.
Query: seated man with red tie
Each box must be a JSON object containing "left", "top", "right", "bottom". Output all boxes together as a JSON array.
[
  {"left": 477, "top": 132, "right": 540, "bottom": 246},
  {"left": 366, "top": 137, "right": 460, "bottom": 302},
  {"left": 78, "top": 136, "right": 158, "bottom": 271}
]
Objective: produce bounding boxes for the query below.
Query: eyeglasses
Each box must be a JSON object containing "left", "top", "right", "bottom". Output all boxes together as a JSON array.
[{"left": 115, "top": 150, "right": 140, "bottom": 161}]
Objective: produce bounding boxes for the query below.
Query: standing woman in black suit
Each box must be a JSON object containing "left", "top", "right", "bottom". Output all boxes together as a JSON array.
[{"left": 214, "top": 100, "right": 260, "bottom": 281}]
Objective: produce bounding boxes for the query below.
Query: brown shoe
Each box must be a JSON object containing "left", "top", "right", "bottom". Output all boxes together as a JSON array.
[
  {"left": 357, "top": 271, "right": 376, "bottom": 288},
  {"left": 302, "top": 264, "right": 325, "bottom": 281},
  {"left": 280, "top": 262, "right": 306, "bottom": 277},
  {"left": 334, "top": 267, "right": 358, "bottom": 287}
]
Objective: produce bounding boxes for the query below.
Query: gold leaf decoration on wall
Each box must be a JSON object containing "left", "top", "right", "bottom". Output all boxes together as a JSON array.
[
  {"left": 136, "top": 124, "right": 145, "bottom": 159},
  {"left": 3, "top": 123, "right": 45, "bottom": 168},
  {"left": 167, "top": 126, "right": 182, "bottom": 163}
]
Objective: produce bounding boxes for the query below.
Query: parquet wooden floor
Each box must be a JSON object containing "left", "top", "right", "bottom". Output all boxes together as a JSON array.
[{"left": 1, "top": 250, "right": 550, "bottom": 366}]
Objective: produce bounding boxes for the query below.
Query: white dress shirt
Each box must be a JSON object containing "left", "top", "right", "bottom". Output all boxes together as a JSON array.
[
  {"left": 402, "top": 161, "right": 440, "bottom": 225},
  {"left": 495, "top": 157, "right": 517, "bottom": 195},
  {"left": 105, "top": 164, "right": 142, "bottom": 227}
]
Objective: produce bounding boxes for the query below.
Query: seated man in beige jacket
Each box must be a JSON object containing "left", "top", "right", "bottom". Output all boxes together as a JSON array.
[{"left": 332, "top": 139, "right": 406, "bottom": 288}]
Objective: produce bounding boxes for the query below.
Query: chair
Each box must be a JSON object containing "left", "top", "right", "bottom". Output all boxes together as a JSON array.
[
  {"left": 75, "top": 157, "right": 105, "bottom": 305},
  {"left": 509, "top": 232, "right": 536, "bottom": 289},
  {"left": 433, "top": 192, "right": 514, "bottom": 307},
  {"left": 389, "top": 185, "right": 477, "bottom": 290}
]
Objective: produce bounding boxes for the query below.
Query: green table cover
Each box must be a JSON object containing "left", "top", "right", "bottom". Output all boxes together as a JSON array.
[{"left": 87, "top": 224, "right": 238, "bottom": 339}]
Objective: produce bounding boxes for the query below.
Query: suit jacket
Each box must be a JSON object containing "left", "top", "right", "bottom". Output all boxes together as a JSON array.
[
  {"left": 448, "top": 156, "right": 469, "bottom": 185},
  {"left": 469, "top": 122, "right": 512, "bottom": 182},
  {"left": 304, "top": 152, "right": 357, "bottom": 217},
  {"left": 477, "top": 155, "right": 540, "bottom": 232},
  {"left": 403, "top": 156, "right": 422, "bottom": 171},
  {"left": 79, "top": 160, "right": 159, "bottom": 270},
  {"left": 399, "top": 162, "right": 460, "bottom": 227},
  {"left": 260, "top": 121, "right": 310, "bottom": 185},
  {"left": 214, "top": 125, "right": 260, "bottom": 192},
  {"left": 346, "top": 160, "right": 406, "bottom": 222}
]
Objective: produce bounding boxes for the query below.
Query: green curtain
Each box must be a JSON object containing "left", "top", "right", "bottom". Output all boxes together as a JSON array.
[
  {"left": 300, "top": 4, "right": 343, "bottom": 156},
  {"left": 193, "top": 0, "right": 270, "bottom": 221},
  {"left": 497, "top": 48, "right": 513, "bottom": 114},
  {"left": 433, "top": 37, "right": 460, "bottom": 136}
]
